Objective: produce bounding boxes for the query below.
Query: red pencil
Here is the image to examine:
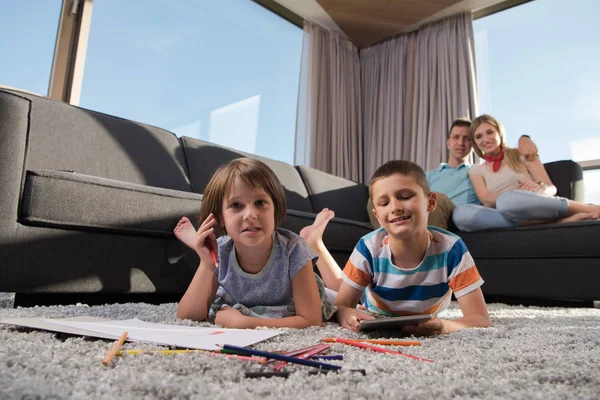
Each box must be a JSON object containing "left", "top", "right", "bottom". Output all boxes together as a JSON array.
[
  {"left": 205, "top": 238, "right": 219, "bottom": 268},
  {"left": 332, "top": 338, "right": 433, "bottom": 363},
  {"left": 273, "top": 343, "right": 331, "bottom": 372}
]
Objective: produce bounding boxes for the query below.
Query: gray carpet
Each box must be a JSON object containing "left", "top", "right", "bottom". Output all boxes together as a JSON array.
[{"left": 1, "top": 293, "right": 599, "bottom": 400}]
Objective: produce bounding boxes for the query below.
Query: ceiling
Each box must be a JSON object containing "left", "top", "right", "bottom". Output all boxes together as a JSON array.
[{"left": 272, "top": 0, "right": 523, "bottom": 48}]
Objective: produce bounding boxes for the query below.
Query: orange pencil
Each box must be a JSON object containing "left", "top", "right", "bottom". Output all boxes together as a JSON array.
[
  {"left": 102, "top": 332, "right": 128, "bottom": 366},
  {"left": 322, "top": 338, "right": 421, "bottom": 346},
  {"left": 331, "top": 337, "right": 433, "bottom": 363}
]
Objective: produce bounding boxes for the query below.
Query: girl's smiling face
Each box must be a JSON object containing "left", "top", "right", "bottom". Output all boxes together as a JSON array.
[{"left": 473, "top": 122, "right": 503, "bottom": 156}]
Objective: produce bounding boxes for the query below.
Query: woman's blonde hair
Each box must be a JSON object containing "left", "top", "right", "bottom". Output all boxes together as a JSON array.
[
  {"left": 199, "top": 158, "right": 287, "bottom": 236},
  {"left": 470, "top": 114, "right": 526, "bottom": 173}
]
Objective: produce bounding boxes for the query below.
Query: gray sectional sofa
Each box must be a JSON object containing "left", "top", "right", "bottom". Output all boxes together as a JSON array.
[
  {"left": 0, "top": 88, "right": 372, "bottom": 305},
  {"left": 1, "top": 87, "right": 598, "bottom": 306}
]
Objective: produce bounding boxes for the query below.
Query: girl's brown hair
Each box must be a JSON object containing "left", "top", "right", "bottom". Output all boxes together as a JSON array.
[
  {"left": 199, "top": 158, "right": 287, "bottom": 236},
  {"left": 470, "top": 114, "right": 526, "bottom": 173}
]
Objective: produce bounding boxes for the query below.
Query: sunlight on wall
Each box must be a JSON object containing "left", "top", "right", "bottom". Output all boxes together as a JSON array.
[
  {"left": 583, "top": 170, "right": 600, "bottom": 204},
  {"left": 209, "top": 95, "right": 261, "bottom": 154},
  {"left": 569, "top": 138, "right": 600, "bottom": 162},
  {"left": 172, "top": 120, "right": 202, "bottom": 139}
]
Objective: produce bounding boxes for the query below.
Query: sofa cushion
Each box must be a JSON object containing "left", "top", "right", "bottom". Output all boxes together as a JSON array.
[
  {"left": 458, "top": 220, "right": 600, "bottom": 259},
  {"left": 18, "top": 90, "right": 191, "bottom": 191},
  {"left": 180, "top": 136, "right": 314, "bottom": 213},
  {"left": 296, "top": 165, "right": 371, "bottom": 223},
  {"left": 20, "top": 170, "right": 202, "bottom": 236}
]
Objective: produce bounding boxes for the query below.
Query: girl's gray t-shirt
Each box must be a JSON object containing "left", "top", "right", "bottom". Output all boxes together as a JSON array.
[{"left": 215, "top": 228, "right": 317, "bottom": 308}]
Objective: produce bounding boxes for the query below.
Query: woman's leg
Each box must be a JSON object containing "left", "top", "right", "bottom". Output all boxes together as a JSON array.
[
  {"left": 452, "top": 204, "right": 519, "bottom": 232},
  {"left": 496, "top": 190, "right": 600, "bottom": 222}
]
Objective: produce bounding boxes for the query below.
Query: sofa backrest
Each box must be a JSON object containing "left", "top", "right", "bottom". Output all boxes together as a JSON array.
[
  {"left": 296, "top": 165, "right": 371, "bottom": 223},
  {"left": 544, "top": 160, "right": 584, "bottom": 202},
  {"left": 180, "top": 136, "right": 314, "bottom": 213},
  {"left": 1, "top": 88, "right": 191, "bottom": 192}
]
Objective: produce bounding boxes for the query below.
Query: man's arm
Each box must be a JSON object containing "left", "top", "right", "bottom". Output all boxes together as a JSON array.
[{"left": 518, "top": 135, "right": 538, "bottom": 161}]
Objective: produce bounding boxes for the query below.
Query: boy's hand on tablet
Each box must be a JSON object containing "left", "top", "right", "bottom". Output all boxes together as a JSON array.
[
  {"left": 336, "top": 307, "right": 375, "bottom": 332},
  {"left": 401, "top": 316, "right": 444, "bottom": 336}
]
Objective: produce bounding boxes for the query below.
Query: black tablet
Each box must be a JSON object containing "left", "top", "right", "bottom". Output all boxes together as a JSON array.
[{"left": 359, "top": 314, "right": 433, "bottom": 332}]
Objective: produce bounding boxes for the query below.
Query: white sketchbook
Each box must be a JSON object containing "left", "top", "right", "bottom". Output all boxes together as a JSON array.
[{"left": 0, "top": 317, "right": 281, "bottom": 350}]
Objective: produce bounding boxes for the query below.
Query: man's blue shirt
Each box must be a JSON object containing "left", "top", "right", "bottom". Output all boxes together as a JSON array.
[{"left": 425, "top": 163, "right": 481, "bottom": 206}]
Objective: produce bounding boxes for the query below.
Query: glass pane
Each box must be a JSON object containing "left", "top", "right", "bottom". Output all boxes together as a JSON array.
[
  {"left": 0, "top": 1, "right": 62, "bottom": 95},
  {"left": 80, "top": 0, "right": 302, "bottom": 164},
  {"left": 583, "top": 169, "right": 600, "bottom": 204},
  {"left": 473, "top": 0, "right": 600, "bottom": 165}
]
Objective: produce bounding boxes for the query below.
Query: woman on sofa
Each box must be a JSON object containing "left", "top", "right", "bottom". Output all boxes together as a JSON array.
[{"left": 452, "top": 114, "right": 600, "bottom": 232}]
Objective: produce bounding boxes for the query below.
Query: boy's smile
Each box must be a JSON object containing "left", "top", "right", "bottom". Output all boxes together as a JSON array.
[{"left": 371, "top": 174, "right": 436, "bottom": 238}]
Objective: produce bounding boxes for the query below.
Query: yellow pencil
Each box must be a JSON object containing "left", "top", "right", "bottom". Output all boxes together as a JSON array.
[
  {"left": 102, "top": 332, "right": 128, "bottom": 366},
  {"left": 115, "top": 349, "right": 264, "bottom": 362},
  {"left": 321, "top": 337, "right": 421, "bottom": 346}
]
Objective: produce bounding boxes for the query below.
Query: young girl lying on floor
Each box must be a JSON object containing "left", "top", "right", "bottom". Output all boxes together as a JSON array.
[{"left": 174, "top": 157, "right": 335, "bottom": 328}]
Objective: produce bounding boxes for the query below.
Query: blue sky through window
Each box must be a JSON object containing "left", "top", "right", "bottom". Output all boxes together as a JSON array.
[
  {"left": 474, "top": 0, "right": 600, "bottom": 164},
  {"left": 78, "top": 0, "right": 302, "bottom": 164}
]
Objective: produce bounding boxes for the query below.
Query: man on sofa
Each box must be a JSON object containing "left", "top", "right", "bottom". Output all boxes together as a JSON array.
[{"left": 367, "top": 117, "right": 539, "bottom": 230}]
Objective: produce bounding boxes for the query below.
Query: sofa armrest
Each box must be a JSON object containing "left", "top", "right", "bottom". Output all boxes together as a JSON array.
[{"left": 543, "top": 160, "right": 584, "bottom": 201}]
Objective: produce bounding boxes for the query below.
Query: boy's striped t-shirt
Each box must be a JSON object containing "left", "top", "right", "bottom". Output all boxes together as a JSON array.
[{"left": 341, "top": 226, "right": 483, "bottom": 316}]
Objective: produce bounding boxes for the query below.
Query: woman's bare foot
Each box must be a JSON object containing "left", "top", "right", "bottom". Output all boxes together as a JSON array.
[
  {"left": 174, "top": 217, "right": 200, "bottom": 251},
  {"left": 559, "top": 212, "right": 599, "bottom": 223},
  {"left": 300, "top": 208, "right": 335, "bottom": 250}
]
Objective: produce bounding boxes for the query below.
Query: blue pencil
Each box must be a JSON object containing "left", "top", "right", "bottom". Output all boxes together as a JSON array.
[
  {"left": 220, "top": 344, "right": 342, "bottom": 370},
  {"left": 311, "top": 354, "right": 344, "bottom": 361}
]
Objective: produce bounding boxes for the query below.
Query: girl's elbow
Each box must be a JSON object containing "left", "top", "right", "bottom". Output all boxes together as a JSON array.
[
  {"left": 479, "top": 314, "right": 492, "bottom": 328},
  {"left": 177, "top": 306, "right": 207, "bottom": 322}
]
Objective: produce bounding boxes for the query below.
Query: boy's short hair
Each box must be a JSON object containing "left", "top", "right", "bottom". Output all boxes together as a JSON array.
[
  {"left": 448, "top": 117, "right": 472, "bottom": 137},
  {"left": 369, "top": 160, "right": 431, "bottom": 199},
  {"left": 199, "top": 158, "right": 287, "bottom": 235}
]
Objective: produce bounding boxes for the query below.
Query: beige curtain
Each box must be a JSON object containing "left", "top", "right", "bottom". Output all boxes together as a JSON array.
[
  {"left": 294, "top": 22, "right": 363, "bottom": 182},
  {"left": 361, "top": 12, "right": 478, "bottom": 180}
]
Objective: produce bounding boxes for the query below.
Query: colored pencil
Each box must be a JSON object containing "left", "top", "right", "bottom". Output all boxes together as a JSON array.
[
  {"left": 114, "top": 349, "right": 263, "bottom": 362},
  {"left": 272, "top": 343, "right": 331, "bottom": 372},
  {"left": 205, "top": 238, "right": 219, "bottom": 268},
  {"left": 322, "top": 338, "right": 421, "bottom": 346},
  {"left": 311, "top": 354, "right": 343, "bottom": 360},
  {"left": 102, "top": 332, "right": 128, "bottom": 366},
  {"left": 262, "top": 343, "right": 327, "bottom": 364},
  {"left": 331, "top": 337, "right": 433, "bottom": 363},
  {"left": 220, "top": 344, "right": 341, "bottom": 370}
]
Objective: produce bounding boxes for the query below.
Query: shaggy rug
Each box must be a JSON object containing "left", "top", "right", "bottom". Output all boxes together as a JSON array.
[{"left": 1, "top": 293, "right": 599, "bottom": 400}]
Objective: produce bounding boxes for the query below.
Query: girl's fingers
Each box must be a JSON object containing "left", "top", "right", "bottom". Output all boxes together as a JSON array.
[{"left": 198, "top": 215, "right": 217, "bottom": 234}]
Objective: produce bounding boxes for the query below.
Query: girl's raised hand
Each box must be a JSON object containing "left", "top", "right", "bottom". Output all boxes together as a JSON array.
[{"left": 195, "top": 213, "right": 218, "bottom": 266}]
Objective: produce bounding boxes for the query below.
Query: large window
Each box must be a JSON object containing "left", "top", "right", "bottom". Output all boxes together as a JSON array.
[
  {"left": 78, "top": 0, "right": 302, "bottom": 164},
  {"left": 0, "top": 1, "right": 62, "bottom": 95},
  {"left": 474, "top": 0, "right": 600, "bottom": 202}
]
